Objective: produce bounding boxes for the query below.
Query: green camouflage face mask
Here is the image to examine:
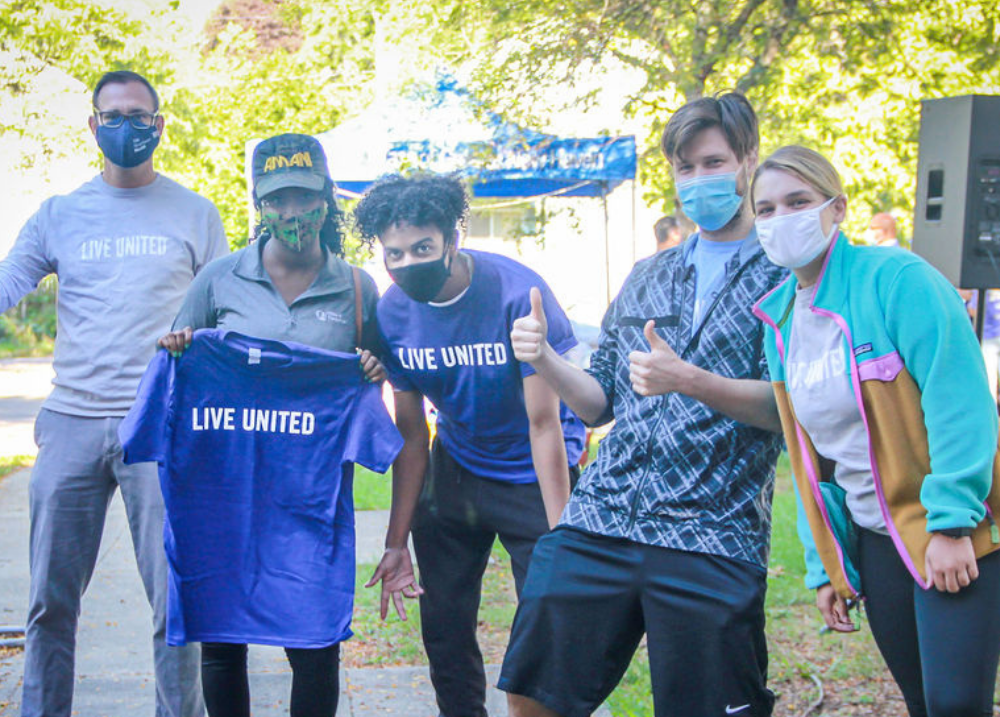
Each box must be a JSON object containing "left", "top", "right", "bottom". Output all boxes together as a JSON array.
[{"left": 261, "top": 204, "right": 327, "bottom": 252}]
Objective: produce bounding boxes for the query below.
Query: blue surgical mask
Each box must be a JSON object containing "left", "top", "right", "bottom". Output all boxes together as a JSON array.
[
  {"left": 677, "top": 169, "right": 745, "bottom": 232},
  {"left": 96, "top": 122, "right": 160, "bottom": 168}
]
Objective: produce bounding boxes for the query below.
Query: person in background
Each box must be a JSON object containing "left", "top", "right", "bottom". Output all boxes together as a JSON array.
[
  {"left": 653, "top": 214, "right": 684, "bottom": 253},
  {"left": 0, "top": 69, "right": 227, "bottom": 717},
  {"left": 867, "top": 212, "right": 900, "bottom": 248},
  {"left": 356, "top": 173, "right": 585, "bottom": 717},
  {"left": 963, "top": 289, "right": 1000, "bottom": 406},
  {"left": 753, "top": 145, "right": 1000, "bottom": 717}
]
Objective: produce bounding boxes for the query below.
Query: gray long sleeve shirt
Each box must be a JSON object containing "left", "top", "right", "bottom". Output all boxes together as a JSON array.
[{"left": 0, "top": 174, "right": 228, "bottom": 416}]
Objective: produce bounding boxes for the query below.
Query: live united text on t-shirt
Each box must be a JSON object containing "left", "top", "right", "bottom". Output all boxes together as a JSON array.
[
  {"left": 0, "top": 174, "right": 228, "bottom": 416},
  {"left": 378, "top": 250, "right": 586, "bottom": 483},
  {"left": 118, "top": 330, "right": 403, "bottom": 649}
]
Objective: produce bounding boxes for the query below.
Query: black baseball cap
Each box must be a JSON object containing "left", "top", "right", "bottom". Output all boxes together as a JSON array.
[{"left": 252, "top": 133, "right": 330, "bottom": 201}]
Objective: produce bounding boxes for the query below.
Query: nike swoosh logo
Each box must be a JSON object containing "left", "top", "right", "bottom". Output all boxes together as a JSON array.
[{"left": 725, "top": 705, "right": 750, "bottom": 715}]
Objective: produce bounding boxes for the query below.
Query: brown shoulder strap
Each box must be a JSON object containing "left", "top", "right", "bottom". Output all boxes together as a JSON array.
[{"left": 351, "top": 266, "right": 363, "bottom": 350}]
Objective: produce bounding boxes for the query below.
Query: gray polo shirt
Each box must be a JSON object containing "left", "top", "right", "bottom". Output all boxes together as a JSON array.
[{"left": 172, "top": 241, "right": 379, "bottom": 353}]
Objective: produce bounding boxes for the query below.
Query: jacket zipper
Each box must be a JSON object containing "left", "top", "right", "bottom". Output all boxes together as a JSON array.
[
  {"left": 624, "top": 253, "right": 758, "bottom": 533},
  {"left": 808, "top": 301, "right": 930, "bottom": 589},
  {"left": 754, "top": 290, "right": 860, "bottom": 597}
]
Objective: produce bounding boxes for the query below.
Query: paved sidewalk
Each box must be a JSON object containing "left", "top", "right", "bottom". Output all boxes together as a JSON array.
[
  {"left": 0, "top": 468, "right": 516, "bottom": 716},
  {"left": 0, "top": 357, "right": 52, "bottom": 459}
]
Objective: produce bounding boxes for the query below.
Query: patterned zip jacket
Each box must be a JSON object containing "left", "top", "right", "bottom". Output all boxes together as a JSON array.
[{"left": 561, "top": 233, "right": 787, "bottom": 567}]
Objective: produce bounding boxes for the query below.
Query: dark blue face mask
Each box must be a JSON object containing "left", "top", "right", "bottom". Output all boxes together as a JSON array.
[{"left": 95, "top": 122, "right": 160, "bottom": 168}]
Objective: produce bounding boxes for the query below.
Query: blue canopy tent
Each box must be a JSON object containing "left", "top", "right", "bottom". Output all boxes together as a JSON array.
[
  {"left": 334, "top": 133, "right": 637, "bottom": 200},
  {"left": 315, "top": 78, "right": 635, "bottom": 198},
  {"left": 246, "top": 80, "right": 637, "bottom": 302}
]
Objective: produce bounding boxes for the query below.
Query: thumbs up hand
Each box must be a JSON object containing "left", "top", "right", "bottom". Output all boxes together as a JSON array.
[
  {"left": 511, "top": 287, "right": 549, "bottom": 364},
  {"left": 629, "top": 320, "right": 690, "bottom": 396}
]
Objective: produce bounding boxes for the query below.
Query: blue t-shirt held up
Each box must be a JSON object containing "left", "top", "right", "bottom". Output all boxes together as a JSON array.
[
  {"left": 378, "top": 250, "right": 585, "bottom": 483},
  {"left": 119, "top": 330, "right": 403, "bottom": 648}
]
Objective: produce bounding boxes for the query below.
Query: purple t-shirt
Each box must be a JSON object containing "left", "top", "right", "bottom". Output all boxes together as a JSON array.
[
  {"left": 119, "top": 330, "right": 402, "bottom": 648},
  {"left": 378, "top": 250, "right": 585, "bottom": 483}
]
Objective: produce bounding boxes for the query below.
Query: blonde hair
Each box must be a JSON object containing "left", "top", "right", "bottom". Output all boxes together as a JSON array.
[{"left": 751, "top": 145, "right": 844, "bottom": 204}]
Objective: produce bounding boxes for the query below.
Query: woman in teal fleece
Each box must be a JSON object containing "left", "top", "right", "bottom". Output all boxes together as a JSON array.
[{"left": 752, "top": 145, "right": 1000, "bottom": 717}]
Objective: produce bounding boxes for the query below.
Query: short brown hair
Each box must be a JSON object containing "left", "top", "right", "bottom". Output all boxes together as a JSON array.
[
  {"left": 660, "top": 92, "right": 758, "bottom": 164},
  {"left": 653, "top": 215, "right": 679, "bottom": 242}
]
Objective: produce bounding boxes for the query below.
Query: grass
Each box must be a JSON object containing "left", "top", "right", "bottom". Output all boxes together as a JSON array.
[
  {"left": 0, "top": 454, "right": 33, "bottom": 480},
  {"left": 348, "top": 542, "right": 517, "bottom": 669},
  {"left": 351, "top": 430, "right": 605, "bottom": 512},
  {"left": 353, "top": 466, "right": 392, "bottom": 510},
  {"left": 0, "top": 337, "right": 54, "bottom": 359},
  {"left": 346, "top": 453, "right": 997, "bottom": 716}
]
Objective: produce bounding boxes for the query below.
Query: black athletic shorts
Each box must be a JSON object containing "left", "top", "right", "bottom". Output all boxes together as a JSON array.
[{"left": 498, "top": 526, "right": 774, "bottom": 717}]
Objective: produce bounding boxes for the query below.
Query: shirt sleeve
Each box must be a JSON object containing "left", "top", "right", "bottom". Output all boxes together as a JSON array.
[
  {"left": 883, "top": 260, "right": 999, "bottom": 531},
  {"left": 197, "top": 204, "right": 229, "bottom": 272},
  {"left": 584, "top": 291, "right": 621, "bottom": 420},
  {"left": 357, "top": 270, "right": 382, "bottom": 354},
  {"left": 119, "top": 350, "right": 175, "bottom": 465},
  {"left": 0, "top": 205, "right": 56, "bottom": 314},
  {"left": 342, "top": 383, "right": 404, "bottom": 473},
  {"left": 794, "top": 478, "right": 832, "bottom": 590},
  {"left": 172, "top": 261, "right": 219, "bottom": 331}
]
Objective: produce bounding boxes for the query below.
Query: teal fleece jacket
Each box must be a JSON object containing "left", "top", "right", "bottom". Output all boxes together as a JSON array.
[{"left": 755, "top": 234, "right": 998, "bottom": 589}]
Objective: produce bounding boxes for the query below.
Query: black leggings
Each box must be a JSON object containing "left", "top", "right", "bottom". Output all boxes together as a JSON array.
[
  {"left": 201, "top": 642, "right": 340, "bottom": 717},
  {"left": 858, "top": 528, "right": 1000, "bottom": 716}
]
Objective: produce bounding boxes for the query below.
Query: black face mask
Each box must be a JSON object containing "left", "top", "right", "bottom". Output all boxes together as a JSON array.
[{"left": 388, "top": 251, "right": 453, "bottom": 303}]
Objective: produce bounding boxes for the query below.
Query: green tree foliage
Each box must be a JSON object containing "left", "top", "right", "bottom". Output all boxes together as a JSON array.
[
  {"left": 0, "top": 0, "right": 175, "bottom": 174},
  {"left": 158, "top": 0, "right": 381, "bottom": 253},
  {"left": 0, "top": 0, "right": 170, "bottom": 99},
  {"left": 448, "top": 0, "right": 1000, "bottom": 237},
  {"left": 4, "top": 0, "right": 998, "bottom": 251}
]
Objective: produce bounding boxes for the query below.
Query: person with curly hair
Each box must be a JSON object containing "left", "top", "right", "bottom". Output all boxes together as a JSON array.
[
  {"left": 157, "top": 133, "right": 385, "bottom": 717},
  {"left": 356, "top": 173, "right": 585, "bottom": 717}
]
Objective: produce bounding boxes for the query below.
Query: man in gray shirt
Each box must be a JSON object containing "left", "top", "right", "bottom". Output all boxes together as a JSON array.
[{"left": 0, "top": 70, "right": 228, "bottom": 717}]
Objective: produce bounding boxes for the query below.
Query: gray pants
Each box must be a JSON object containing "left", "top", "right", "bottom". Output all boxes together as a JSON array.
[{"left": 21, "top": 409, "right": 203, "bottom": 717}]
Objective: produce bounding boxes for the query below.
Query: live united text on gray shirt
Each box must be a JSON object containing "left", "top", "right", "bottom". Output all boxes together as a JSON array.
[
  {"left": 0, "top": 174, "right": 228, "bottom": 416},
  {"left": 171, "top": 241, "right": 380, "bottom": 354}
]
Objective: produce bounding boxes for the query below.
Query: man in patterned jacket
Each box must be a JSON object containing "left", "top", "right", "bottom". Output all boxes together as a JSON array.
[{"left": 499, "top": 92, "right": 788, "bottom": 717}]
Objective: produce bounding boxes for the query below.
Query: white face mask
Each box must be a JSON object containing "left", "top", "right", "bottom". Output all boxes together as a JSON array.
[{"left": 756, "top": 197, "right": 838, "bottom": 269}]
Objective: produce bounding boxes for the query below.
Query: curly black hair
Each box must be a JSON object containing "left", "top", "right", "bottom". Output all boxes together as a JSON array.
[
  {"left": 353, "top": 173, "right": 469, "bottom": 245},
  {"left": 252, "top": 184, "right": 356, "bottom": 257}
]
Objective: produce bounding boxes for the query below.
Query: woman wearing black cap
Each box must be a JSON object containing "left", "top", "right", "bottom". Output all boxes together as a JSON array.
[{"left": 158, "top": 133, "right": 384, "bottom": 717}]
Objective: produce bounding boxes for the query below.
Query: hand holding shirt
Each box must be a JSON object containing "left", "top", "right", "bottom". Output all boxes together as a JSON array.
[{"left": 119, "top": 330, "right": 403, "bottom": 648}]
